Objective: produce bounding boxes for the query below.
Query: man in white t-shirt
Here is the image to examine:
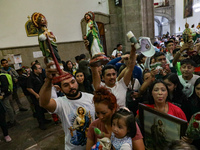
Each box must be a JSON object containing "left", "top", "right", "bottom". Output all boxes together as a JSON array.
[
  {"left": 39, "top": 65, "right": 95, "bottom": 150},
  {"left": 91, "top": 44, "right": 136, "bottom": 108},
  {"left": 111, "top": 44, "right": 123, "bottom": 59},
  {"left": 178, "top": 58, "right": 200, "bottom": 97}
]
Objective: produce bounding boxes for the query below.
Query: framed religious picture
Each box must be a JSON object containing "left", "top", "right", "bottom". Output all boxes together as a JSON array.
[
  {"left": 138, "top": 103, "right": 187, "bottom": 150},
  {"left": 25, "top": 16, "right": 38, "bottom": 37},
  {"left": 184, "top": 0, "right": 193, "bottom": 18}
]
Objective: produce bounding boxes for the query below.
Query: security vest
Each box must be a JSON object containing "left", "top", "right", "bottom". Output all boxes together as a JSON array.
[{"left": 0, "top": 73, "right": 13, "bottom": 92}]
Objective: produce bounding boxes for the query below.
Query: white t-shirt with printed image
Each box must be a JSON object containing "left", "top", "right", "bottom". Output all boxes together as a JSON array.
[{"left": 54, "top": 92, "right": 95, "bottom": 150}]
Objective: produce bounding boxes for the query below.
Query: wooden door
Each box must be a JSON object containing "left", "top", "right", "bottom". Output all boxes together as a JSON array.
[{"left": 97, "top": 22, "right": 107, "bottom": 55}]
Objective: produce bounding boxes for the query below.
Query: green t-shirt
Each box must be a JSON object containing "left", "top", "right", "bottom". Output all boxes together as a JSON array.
[{"left": 175, "top": 62, "right": 182, "bottom": 76}]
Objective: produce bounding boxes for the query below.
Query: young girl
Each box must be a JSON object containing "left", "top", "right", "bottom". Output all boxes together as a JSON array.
[
  {"left": 75, "top": 70, "right": 94, "bottom": 94},
  {"left": 163, "top": 73, "right": 187, "bottom": 108},
  {"left": 110, "top": 108, "right": 136, "bottom": 150}
]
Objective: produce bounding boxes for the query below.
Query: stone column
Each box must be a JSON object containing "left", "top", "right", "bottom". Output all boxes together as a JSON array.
[{"left": 108, "top": 0, "right": 155, "bottom": 53}]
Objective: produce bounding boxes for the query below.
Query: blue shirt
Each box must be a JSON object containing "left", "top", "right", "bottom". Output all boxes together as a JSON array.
[{"left": 108, "top": 57, "right": 143, "bottom": 84}]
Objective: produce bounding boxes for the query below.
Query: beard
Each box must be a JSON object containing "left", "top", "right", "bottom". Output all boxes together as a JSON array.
[{"left": 64, "top": 88, "right": 80, "bottom": 98}]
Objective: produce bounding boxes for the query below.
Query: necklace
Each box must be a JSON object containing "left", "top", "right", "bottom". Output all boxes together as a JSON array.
[{"left": 154, "top": 102, "right": 167, "bottom": 113}]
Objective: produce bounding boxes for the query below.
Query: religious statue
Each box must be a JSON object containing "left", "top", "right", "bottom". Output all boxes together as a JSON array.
[
  {"left": 84, "top": 11, "right": 109, "bottom": 67},
  {"left": 182, "top": 22, "right": 193, "bottom": 43},
  {"left": 182, "top": 22, "right": 196, "bottom": 56},
  {"left": 31, "top": 12, "right": 63, "bottom": 69}
]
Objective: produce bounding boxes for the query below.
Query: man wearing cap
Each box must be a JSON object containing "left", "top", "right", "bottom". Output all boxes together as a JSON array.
[{"left": 39, "top": 63, "right": 95, "bottom": 150}]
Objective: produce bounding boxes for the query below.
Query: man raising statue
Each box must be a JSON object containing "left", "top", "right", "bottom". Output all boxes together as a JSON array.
[{"left": 84, "top": 11, "right": 109, "bottom": 67}]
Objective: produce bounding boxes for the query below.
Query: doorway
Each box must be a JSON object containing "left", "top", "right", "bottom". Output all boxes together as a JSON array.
[
  {"left": 97, "top": 22, "right": 107, "bottom": 55},
  {"left": 154, "top": 16, "right": 170, "bottom": 37}
]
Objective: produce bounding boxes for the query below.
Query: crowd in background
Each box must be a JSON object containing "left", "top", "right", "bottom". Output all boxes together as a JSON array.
[{"left": 0, "top": 27, "right": 200, "bottom": 150}]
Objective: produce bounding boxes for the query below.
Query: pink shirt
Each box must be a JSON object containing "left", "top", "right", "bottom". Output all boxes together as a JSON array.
[{"left": 87, "top": 118, "right": 143, "bottom": 144}]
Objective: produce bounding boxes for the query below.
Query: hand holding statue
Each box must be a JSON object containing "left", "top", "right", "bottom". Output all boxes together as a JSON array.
[{"left": 84, "top": 11, "right": 109, "bottom": 67}]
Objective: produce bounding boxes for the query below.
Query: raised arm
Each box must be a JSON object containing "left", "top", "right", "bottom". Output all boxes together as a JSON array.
[
  {"left": 91, "top": 66, "right": 101, "bottom": 90},
  {"left": 123, "top": 44, "right": 136, "bottom": 86},
  {"left": 39, "top": 62, "right": 57, "bottom": 113},
  {"left": 117, "top": 67, "right": 127, "bottom": 81},
  {"left": 107, "top": 56, "right": 122, "bottom": 65},
  {"left": 173, "top": 43, "right": 190, "bottom": 66},
  {"left": 138, "top": 74, "right": 155, "bottom": 97}
]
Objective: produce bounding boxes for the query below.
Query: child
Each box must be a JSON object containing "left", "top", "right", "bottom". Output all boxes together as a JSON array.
[
  {"left": 178, "top": 58, "right": 200, "bottom": 97},
  {"left": 110, "top": 108, "right": 136, "bottom": 150},
  {"left": 92, "top": 108, "right": 136, "bottom": 150}
]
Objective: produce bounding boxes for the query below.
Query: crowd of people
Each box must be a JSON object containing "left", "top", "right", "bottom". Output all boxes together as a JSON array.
[{"left": 0, "top": 31, "right": 200, "bottom": 150}]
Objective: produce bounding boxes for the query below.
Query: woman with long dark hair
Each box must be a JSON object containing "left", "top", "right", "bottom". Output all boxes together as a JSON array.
[
  {"left": 137, "top": 80, "right": 187, "bottom": 121},
  {"left": 75, "top": 70, "right": 94, "bottom": 94},
  {"left": 64, "top": 60, "right": 74, "bottom": 75},
  {"left": 184, "top": 78, "right": 200, "bottom": 121},
  {"left": 184, "top": 78, "right": 200, "bottom": 150},
  {"left": 163, "top": 73, "right": 187, "bottom": 108}
]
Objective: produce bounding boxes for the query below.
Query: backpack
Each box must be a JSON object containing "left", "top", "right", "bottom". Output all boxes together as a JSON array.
[{"left": 0, "top": 73, "right": 13, "bottom": 92}]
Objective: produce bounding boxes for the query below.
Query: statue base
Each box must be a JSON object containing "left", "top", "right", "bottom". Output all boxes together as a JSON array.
[
  {"left": 48, "top": 58, "right": 63, "bottom": 70},
  {"left": 52, "top": 73, "right": 72, "bottom": 84},
  {"left": 89, "top": 54, "right": 109, "bottom": 67}
]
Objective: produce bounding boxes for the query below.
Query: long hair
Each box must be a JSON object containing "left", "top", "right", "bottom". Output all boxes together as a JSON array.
[
  {"left": 190, "top": 78, "right": 200, "bottom": 106},
  {"left": 75, "top": 69, "right": 93, "bottom": 94},
  {"left": 64, "top": 60, "right": 73, "bottom": 73},
  {"left": 163, "top": 73, "right": 186, "bottom": 102},
  {"left": 148, "top": 79, "right": 170, "bottom": 104}
]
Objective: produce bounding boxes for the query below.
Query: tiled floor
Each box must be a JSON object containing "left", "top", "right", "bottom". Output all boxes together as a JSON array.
[{"left": 0, "top": 88, "right": 65, "bottom": 150}]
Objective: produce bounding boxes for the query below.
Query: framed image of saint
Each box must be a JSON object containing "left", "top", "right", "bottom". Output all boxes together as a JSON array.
[{"left": 138, "top": 103, "right": 187, "bottom": 150}]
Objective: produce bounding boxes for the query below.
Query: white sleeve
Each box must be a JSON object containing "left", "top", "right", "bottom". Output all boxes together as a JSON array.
[
  {"left": 112, "top": 50, "right": 117, "bottom": 56},
  {"left": 53, "top": 97, "right": 65, "bottom": 114},
  {"left": 120, "top": 77, "right": 128, "bottom": 89},
  {"left": 133, "top": 78, "right": 141, "bottom": 91},
  {"left": 120, "top": 143, "right": 132, "bottom": 150}
]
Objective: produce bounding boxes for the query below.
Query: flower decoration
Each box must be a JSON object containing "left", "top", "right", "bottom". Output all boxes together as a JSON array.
[
  {"left": 186, "top": 112, "right": 200, "bottom": 140},
  {"left": 194, "top": 114, "right": 200, "bottom": 120},
  {"left": 193, "top": 122, "right": 199, "bottom": 128}
]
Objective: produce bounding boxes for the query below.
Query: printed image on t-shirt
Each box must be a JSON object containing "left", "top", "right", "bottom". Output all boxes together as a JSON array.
[{"left": 68, "top": 106, "right": 92, "bottom": 146}]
